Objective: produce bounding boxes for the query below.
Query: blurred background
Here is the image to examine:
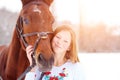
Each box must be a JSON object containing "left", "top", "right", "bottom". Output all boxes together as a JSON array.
[
  {"left": 0, "top": 0, "right": 120, "bottom": 80},
  {"left": 0, "top": 0, "right": 120, "bottom": 52}
]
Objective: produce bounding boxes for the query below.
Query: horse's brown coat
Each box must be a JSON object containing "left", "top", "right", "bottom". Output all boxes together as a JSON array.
[{"left": 0, "top": 0, "right": 54, "bottom": 80}]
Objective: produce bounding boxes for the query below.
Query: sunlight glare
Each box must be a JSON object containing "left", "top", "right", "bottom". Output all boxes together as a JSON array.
[
  {"left": 80, "top": 0, "right": 120, "bottom": 27},
  {"left": 53, "top": 0, "right": 80, "bottom": 24}
]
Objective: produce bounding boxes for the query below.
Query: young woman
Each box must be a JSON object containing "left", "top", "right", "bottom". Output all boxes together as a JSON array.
[{"left": 25, "top": 25, "right": 85, "bottom": 80}]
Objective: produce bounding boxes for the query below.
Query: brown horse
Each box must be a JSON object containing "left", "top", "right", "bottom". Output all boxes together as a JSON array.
[{"left": 0, "top": 0, "right": 54, "bottom": 80}]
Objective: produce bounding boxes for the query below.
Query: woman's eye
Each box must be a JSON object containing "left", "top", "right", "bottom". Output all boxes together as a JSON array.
[{"left": 56, "top": 36, "right": 60, "bottom": 39}]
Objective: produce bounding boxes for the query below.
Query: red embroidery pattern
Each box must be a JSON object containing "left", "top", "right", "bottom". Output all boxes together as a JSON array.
[{"left": 44, "top": 68, "right": 68, "bottom": 80}]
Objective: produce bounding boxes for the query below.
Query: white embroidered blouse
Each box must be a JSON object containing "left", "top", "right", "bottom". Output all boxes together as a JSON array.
[{"left": 25, "top": 61, "right": 85, "bottom": 80}]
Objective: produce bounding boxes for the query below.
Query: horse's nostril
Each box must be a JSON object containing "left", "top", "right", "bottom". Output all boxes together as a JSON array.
[
  {"left": 37, "top": 53, "right": 54, "bottom": 65},
  {"left": 37, "top": 54, "right": 45, "bottom": 63},
  {"left": 36, "top": 53, "right": 54, "bottom": 72}
]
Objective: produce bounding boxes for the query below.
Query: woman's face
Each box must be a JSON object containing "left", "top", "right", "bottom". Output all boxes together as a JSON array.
[{"left": 52, "top": 30, "right": 71, "bottom": 54}]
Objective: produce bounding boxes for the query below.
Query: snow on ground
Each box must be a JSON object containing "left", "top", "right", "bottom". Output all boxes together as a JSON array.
[{"left": 78, "top": 53, "right": 120, "bottom": 80}]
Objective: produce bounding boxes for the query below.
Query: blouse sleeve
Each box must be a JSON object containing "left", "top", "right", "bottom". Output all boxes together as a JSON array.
[
  {"left": 24, "top": 72, "right": 36, "bottom": 80},
  {"left": 73, "top": 62, "right": 86, "bottom": 80}
]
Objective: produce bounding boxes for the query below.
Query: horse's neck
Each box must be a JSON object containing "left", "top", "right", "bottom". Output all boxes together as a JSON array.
[
  {"left": 8, "top": 29, "right": 21, "bottom": 61},
  {"left": 5, "top": 29, "right": 29, "bottom": 79},
  {"left": 0, "top": 45, "right": 8, "bottom": 78}
]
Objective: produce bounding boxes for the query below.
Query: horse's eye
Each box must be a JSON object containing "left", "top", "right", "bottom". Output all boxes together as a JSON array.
[{"left": 23, "top": 18, "right": 29, "bottom": 24}]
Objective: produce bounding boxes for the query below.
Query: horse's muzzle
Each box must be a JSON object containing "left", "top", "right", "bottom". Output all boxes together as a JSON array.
[{"left": 36, "top": 53, "right": 54, "bottom": 72}]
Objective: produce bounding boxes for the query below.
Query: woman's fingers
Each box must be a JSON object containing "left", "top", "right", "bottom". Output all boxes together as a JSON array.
[
  {"left": 26, "top": 45, "right": 33, "bottom": 55},
  {"left": 26, "top": 45, "right": 34, "bottom": 66}
]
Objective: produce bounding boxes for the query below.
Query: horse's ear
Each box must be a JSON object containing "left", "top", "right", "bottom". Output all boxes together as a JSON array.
[
  {"left": 43, "top": 0, "right": 53, "bottom": 6},
  {"left": 21, "top": 0, "right": 33, "bottom": 6}
]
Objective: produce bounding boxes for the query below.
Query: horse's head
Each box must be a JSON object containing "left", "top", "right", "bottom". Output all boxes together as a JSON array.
[{"left": 16, "top": 0, "right": 54, "bottom": 72}]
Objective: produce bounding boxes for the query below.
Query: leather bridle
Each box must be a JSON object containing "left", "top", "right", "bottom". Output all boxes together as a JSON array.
[
  {"left": 16, "top": 16, "right": 53, "bottom": 80},
  {"left": 16, "top": 16, "right": 53, "bottom": 49},
  {"left": 16, "top": 2, "right": 53, "bottom": 79}
]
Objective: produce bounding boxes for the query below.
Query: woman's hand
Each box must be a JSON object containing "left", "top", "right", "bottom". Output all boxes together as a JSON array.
[{"left": 26, "top": 45, "right": 34, "bottom": 66}]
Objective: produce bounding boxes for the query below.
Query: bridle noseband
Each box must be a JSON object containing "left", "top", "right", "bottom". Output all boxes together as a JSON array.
[{"left": 16, "top": 16, "right": 53, "bottom": 48}]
